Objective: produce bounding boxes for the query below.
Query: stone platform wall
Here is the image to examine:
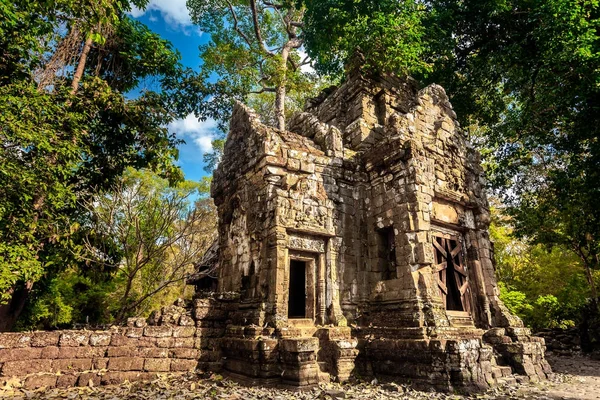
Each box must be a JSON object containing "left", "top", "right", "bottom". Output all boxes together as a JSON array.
[{"left": 0, "top": 299, "right": 226, "bottom": 390}]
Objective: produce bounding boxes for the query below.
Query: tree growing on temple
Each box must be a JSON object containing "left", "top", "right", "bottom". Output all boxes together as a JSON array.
[{"left": 186, "top": 0, "right": 318, "bottom": 131}]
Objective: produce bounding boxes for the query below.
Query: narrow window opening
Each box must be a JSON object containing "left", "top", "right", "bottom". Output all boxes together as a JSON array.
[
  {"left": 378, "top": 227, "right": 397, "bottom": 280},
  {"left": 288, "top": 260, "right": 306, "bottom": 318},
  {"left": 374, "top": 91, "right": 386, "bottom": 125},
  {"left": 241, "top": 261, "right": 255, "bottom": 299}
]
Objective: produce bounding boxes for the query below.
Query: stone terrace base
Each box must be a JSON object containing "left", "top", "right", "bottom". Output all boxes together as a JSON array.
[
  {"left": 212, "top": 323, "right": 550, "bottom": 392},
  {"left": 219, "top": 325, "right": 358, "bottom": 389},
  {"left": 0, "top": 299, "right": 552, "bottom": 392}
]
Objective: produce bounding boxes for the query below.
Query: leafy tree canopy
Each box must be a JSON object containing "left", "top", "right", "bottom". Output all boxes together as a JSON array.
[
  {"left": 0, "top": 0, "right": 197, "bottom": 330},
  {"left": 421, "top": 0, "right": 600, "bottom": 297},
  {"left": 185, "top": 0, "right": 323, "bottom": 131},
  {"left": 303, "top": 0, "right": 430, "bottom": 77}
]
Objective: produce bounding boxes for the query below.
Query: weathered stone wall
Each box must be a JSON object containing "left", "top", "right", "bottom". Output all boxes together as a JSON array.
[
  {"left": 0, "top": 299, "right": 226, "bottom": 390},
  {"left": 536, "top": 328, "right": 581, "bottom": 355}
]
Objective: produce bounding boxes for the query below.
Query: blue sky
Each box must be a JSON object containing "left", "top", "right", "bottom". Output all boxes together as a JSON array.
[{"left": 129, "top": 1, "right": 219, "bottom": 183}]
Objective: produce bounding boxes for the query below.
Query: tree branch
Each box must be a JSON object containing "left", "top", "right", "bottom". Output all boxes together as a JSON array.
[
  {"left": 224, "top": 0, "right": 254, "bottom": 49},
  {"left": 249, "top": 0, "right": 275, "bottom": 56}
]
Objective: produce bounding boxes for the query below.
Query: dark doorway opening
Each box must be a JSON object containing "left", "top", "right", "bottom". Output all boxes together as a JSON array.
[
  {"left": 288, "top": 260, "right": 306, "bottom": 318},
  {"left": 433, "top": 235, "right": 470, "bottom": 313},
  {"left": 445, "top": 247, "right": 464, "bottom": 311}
]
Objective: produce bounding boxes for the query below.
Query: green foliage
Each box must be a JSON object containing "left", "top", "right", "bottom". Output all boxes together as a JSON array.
[
  {"left": 498, "top": 283, "right": 533, "bottom": 318},
  {"left": 185, "top": 0, "right": 315, "bottom": 130},
  {"left": 17, "top": 168, "right": 216, "bottom": 329},
  {"left": 0, "top": 0, "right": 197, "bottom": 330},
  {"left": 79, "top": 168, "right": 216, "bottom": 322},
  {"left": 16, "top": 268, "right": 116, "bottom": 330},
  {"left": 85, "top": 16, "right": 182, "bottom": 93},
  {"left": 422, "top": 0, "right": 600, "bottom": 287},
  {"left": 303, "top": 0, "right": 430, "bottom": 77},
  {"left": 492, "top": 205, "right": 595, "bottom": 330}
]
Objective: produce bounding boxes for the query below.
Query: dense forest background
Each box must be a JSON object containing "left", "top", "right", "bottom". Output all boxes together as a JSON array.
[{"left": 1, "top": 0, "right": 598, "bottom": 341}]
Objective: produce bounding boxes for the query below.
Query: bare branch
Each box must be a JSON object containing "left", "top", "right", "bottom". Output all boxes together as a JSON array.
[
  {"left": 224, "top": 0, "right": 254, "bottom": 49},
  {"left": 263, "top": 1, "right": 283, "bottom": 9},
  {"left": 249, "top": 0, "right": 275, "bottom": 56},
  {"left": 250, "top": 87, "right": 277, "bottom": 94}
]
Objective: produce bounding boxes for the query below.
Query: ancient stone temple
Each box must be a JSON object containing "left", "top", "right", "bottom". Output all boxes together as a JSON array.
[{"left": 199, "top": 70, "right": 552, "bottom": 391}]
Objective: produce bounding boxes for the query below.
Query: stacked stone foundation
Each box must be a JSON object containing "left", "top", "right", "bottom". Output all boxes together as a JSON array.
[
  {"left": 0, "top": 297, "right": 553, "bottom": 392},
  {"left": 0, "top": 326, "right": 200, "bottom": 389}
]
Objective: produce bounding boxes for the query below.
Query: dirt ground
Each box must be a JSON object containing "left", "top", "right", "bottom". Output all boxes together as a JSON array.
[{"left": 1, "top": 354, "right": 600, "bottom": 399}]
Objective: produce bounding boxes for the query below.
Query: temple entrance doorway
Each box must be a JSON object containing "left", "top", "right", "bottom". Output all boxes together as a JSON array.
[
  {"left": 433, "top": 234, "right": 472, "bottom": 314},
  {"left": 288, "top": 259, "right": 307, "bottom": 318}
]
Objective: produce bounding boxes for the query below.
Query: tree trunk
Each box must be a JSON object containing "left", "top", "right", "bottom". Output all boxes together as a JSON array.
[
  {"left": 275, "top": 84, "right": 286, "bottom": 131},
  {"left": 274, "top": 46, "right": 291, "bottom": 131},
  {"left": 0, "top": 281, "right": 33, "bottom": 332},
  {"left": 576, "top": 245, "right": 599, "bottom": 304},
  {"left": 584, "top": 261, "right": 599, "bottom": 304},
  {"left": 71, "top": 35, "right": 93, "bottom": 95}
]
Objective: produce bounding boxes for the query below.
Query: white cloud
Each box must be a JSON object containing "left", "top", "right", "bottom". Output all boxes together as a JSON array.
[
  {"left": 169, "top": 114, "right": 218, "bottom": 154},
  {"left": 129, "top": 0, "right": 192, "bottom": 27}
]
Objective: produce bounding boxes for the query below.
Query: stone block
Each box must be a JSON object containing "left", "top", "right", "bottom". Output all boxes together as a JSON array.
[
  {"left": 137, "top": 337, "right": 158, "bottom": 347},
  {"left": 144, "top": 358, "right": 171, "bottom": 372},
  {"left": 89, "top": 333, "right": 111, "bottom": 346},
  {"left": 108, "top": 357, "right": 144, "bottom": 371},
  {"left": 179, "top": 315, "right": 195, "bottom": 326},
  {"left": 110, "top": 334, "right": 132, "bottom": 347},
  {"left": 172, "top": 338, "right": 195, "bottom": 348},
  {"left": 23, "top": 374, "right": 57, "bottom": 389},
  {"left": 170, "top": 359, "right": 198, "bottom": 372},
  {"left": 31, "top": 332, "right": 60, "bottom": 347},
  {"left": 56, "top": 374, "right": 79, "bottom": 387},
  {"left": 107, "top": 347, "right": 136, "bottom": 357},
  {"left": 41, "top": 346, "right": 60, "bottom": 359},
  {"left": 144, "top": 326, "right": 173, "bottom": 338},
  {"left": 0, "top": 333, "right": 31, "bottom": 348},
  {"left": 93, "top": 357, "right": 109, "bottom": 370},
  {"left": 169, "top": 348, "right": 199, "bottom": 359},
  {"left": 125, "top": 328, "right": 144, "bottom": 338},
  {"left": 0, "top": 346, "right": 42, "bottom": 361},
  {"left": 77, "top": 372, "right": 102, "bottom": 387},
  {"left": 280, "top": 338, "right": 319, "bottom": 353},
  {"left": 67, "top": 346, "right": 98, "bottom": 359},
  {"left": 127, "top": 318, "right": 147, "bottom": 328},
  {"left": 2, "top": 359, "right": 51, "bottom": 376},
  {"left": 139, "top": 347, "right": 169, "bottom": 358},
  {"left": 52, "top": 358, "right": 92, "bottom": 372},
  {"left": 59, "top": 332, "right": 90, "bottom": 347},
  {"left": 172, "top": 327, "right": 196, "bottom": 338}
]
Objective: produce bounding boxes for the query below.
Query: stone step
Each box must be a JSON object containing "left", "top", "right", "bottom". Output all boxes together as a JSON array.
[
  {"left": 495, "top": 376, "right": 517, "bottom": 386},
  {"left": 491, "top": 365, "right": 513, "bottom": 380},
  {"left": 449, "top": 317, "right": 475, "bottom": 328},
  {"left": 499, "top": 366, "right": 512, "bottom": 377}
]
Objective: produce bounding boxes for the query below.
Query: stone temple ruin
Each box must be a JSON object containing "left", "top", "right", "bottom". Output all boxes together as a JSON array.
[
  {"left": 194, "top": 70, "right": 553, "bottom": 390},
  {"left": 0, "top": 70, "right": 552, "bottom": 392}
]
